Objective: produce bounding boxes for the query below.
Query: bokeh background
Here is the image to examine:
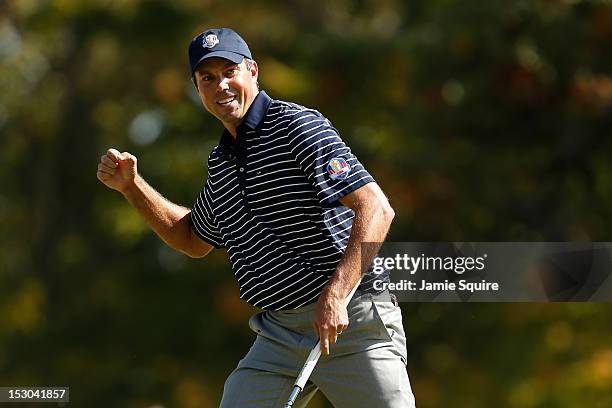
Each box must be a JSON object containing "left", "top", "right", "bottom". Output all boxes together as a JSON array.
[{"left": 2, "top": 0, "right": 612, "bottom": 407}]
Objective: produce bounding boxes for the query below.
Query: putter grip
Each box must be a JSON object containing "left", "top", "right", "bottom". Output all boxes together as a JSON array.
[{"left": 294, "top": 345, "right": 322, "bottom": 388}]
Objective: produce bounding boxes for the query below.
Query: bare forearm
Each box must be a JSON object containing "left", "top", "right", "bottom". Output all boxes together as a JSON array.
[
  {"left": 122, "top": 175, "right": 191, "bottom": 252},
  {"left": 97, "top": 148, "right": 211, "bottom": 257},
  {"left": 313, "top": 183, "right": 394, "bottom": 354},
  {"left": 325, "top": 200, "right": 395, "bottom": 299}
]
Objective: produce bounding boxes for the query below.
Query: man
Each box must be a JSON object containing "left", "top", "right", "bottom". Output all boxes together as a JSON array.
[{"left": 97, "top": 27, "right": 415, "bottom": 407}]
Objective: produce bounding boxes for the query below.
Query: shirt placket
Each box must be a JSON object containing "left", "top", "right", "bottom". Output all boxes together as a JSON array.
[{"left": 236, "top": 130, "right": 254, "bottom": 208}]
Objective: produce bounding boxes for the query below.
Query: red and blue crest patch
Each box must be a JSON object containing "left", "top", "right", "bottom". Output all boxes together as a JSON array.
[{"left": 327, "top": 157, "right": 351, "bottom": 180}]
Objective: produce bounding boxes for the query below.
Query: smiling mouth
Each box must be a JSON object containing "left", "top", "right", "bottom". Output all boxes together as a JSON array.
[{"left": 217, "top": 96, "right": 236, "bottom": 105}]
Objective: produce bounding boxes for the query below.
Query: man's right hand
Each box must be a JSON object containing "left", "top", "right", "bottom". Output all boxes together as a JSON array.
[{"left": 96, "top": 148, "right": 138, "bottom": 193}]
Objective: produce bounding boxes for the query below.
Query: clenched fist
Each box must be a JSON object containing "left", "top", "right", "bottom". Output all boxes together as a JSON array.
[{"left": 96, "top": 148, "right": 138, "bottom": 193}]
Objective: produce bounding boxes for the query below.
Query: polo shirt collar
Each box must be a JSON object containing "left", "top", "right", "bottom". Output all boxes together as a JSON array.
[{"left": 239, "top": 90, "right": 272, "bottom": 131}]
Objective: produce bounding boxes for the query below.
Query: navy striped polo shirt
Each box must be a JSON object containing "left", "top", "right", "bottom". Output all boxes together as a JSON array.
[{"left": 190, "top": 91, "right": 387, "bottom": 310}]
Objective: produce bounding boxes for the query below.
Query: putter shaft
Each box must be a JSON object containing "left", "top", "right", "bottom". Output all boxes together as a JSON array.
[
  {"left": 282, "top": 279, "right": 362, "bottom": 407},
  {"left": 283, "top": 386, "right": 301, "bottom": 408}
]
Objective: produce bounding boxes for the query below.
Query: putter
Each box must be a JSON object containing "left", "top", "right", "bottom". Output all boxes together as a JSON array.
[{"left": 283, "top": 279, "right": 362, "bottom": 408}]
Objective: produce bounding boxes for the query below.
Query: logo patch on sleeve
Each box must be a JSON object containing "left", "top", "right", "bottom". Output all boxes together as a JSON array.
[{"left": 327, "top": 157, "right": 351, "bottom": 180}]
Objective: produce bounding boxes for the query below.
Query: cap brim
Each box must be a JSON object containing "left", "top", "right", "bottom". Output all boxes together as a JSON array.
[{"left": 191, "top": 51, "right": 245, "bottom": 73}]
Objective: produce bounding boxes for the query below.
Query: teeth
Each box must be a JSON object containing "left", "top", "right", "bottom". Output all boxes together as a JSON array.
[{"left": 218, "top": 96, "right": 235, "bottom": 104}]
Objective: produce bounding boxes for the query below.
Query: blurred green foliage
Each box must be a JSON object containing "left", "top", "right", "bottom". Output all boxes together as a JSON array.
[{"left": 1, "top": 0, "right": 612, "bottom": 407}]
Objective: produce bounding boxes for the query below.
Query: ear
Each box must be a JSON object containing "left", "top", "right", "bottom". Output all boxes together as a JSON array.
[{"left": 249, "top": 60, "right": 259, "bottom": 83}]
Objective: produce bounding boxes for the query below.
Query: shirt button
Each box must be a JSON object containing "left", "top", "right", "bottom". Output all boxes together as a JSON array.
[
  {"left": 239, "top": 167, "right": 245, "bottom": 172},
  {"left": 241, "top": 190, "right": 245, "bottom": 195}
]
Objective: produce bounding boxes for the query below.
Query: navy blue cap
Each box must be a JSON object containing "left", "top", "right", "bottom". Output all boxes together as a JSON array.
[{"left": 189, "top": 28, "right": 252, "bottom": 75}]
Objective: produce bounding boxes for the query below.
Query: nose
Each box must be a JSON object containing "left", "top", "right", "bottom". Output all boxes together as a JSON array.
[{"left": 216, "top": 76, "right": 230, "bottom": 93}]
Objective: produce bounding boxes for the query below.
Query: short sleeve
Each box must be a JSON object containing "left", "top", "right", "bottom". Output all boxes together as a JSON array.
[
  {"left": 286, "top": 110, "right": 375, "bottom": 206},
  {"left": 190, "top": 180, "right": 224, "bottom": 249}
]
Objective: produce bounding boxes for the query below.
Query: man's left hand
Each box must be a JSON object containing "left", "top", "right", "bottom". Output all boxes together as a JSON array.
[{"left": 313, "top": 288, "right": 349, "bottom": 355}]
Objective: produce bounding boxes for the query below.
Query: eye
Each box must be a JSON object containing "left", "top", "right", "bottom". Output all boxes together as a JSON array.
[
  {"left": 201, "top": 74, "right": 213, "bottom": 82},
  {"left": 226, "top": 67, "right": 238, "bottom": 77}
]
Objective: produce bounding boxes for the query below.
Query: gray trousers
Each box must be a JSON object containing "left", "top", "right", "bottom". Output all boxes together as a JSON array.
[{"left": 220, "top": 291, "right": 416, "bottom": 407}]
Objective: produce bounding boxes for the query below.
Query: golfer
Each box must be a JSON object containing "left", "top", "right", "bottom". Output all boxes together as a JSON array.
[{"left": 97, "top": 27, "right": 416, "bottom": 407}]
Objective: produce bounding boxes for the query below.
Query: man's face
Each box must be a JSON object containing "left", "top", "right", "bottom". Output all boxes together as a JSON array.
[{"left": 193, "top": 57, "right": 259, "bottom": 131}]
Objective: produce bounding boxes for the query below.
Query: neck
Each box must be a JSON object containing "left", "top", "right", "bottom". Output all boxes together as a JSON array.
[{"left": 225, "top": 124, "right": 238, "bottom": 138}]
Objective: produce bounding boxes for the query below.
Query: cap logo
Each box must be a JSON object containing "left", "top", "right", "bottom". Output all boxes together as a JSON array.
[
  {"left": 327, "top": 157, "right": 351, "bottom": 180},
  {"left": 203, "top": 34, "right": 219, "bottom": 49}
]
